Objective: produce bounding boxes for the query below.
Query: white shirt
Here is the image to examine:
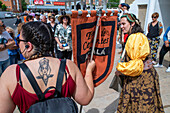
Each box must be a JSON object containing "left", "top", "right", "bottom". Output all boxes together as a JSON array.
[
  {"left": 34, "top": 18, "right": 40, "bottom": 21},
  {"left": 0, "top": 31, "right": 12, "bottom": 61}
]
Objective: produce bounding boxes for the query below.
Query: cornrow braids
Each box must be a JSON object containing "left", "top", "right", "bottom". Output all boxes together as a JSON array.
[{"left": 21, "top": 22, "right": 55, "bottom": 59}]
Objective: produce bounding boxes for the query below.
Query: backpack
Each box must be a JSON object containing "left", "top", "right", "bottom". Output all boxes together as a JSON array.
[{"left": 18, "top": 59, "right": 78, "bottom": 113}]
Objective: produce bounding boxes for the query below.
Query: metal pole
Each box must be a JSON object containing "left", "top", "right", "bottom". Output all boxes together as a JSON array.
[
  {"left": 84, "top": 0, "right": 87, "bottom": 10},
  {"left": 79, "top": 105, "right": 83, "bottom": 113},
  {"left": 81, "top": 0, "right": 83, "bottom": 10},
  {"left": 90, "top": 9, "right": 102, "bottom": 61},
  {"left": 90, "top": 0, "right": 93, "bottom": 10},
  {"left": 65, "top": 2, "right": 67, "bottom": 11},
  {"left": 74, "top": 0, "right": 76, "bottom": 10},
  {"left": 103, "top": 0, "right": 107, "bottom": 10},
  {"left": 68, "top": 1, "right": 71, "bottom": 11}
]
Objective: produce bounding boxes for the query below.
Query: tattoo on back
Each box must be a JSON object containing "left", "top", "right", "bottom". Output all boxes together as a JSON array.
[{"left": 36, "top": 58, "right": 54, "bottom": 86}]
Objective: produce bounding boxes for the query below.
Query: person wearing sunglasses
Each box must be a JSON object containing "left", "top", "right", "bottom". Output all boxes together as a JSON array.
[
  {"left": 0, "top": 22, "right": 96, "bottom": 113},
  {"left": 115, "top": 13, "right": 164, "bottom": 112},
  {"left": 54, "top": 14, "right": 72, "bottom": 59},
  {"left": 147, "top": 12, "right": 163, "bottom": 65}
]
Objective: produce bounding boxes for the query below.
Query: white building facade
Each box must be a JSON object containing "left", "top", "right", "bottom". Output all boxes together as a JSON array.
[{"left": 120, "top": 0, "right": 170, "bottom": 37}]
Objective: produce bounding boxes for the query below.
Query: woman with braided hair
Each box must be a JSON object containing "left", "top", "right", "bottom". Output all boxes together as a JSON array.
[
  {"left": 115, "top": 13, "right": 164, "bottom": 112},
  {"left": 0, "top": 22, "right": 95, "bottom": 113}
]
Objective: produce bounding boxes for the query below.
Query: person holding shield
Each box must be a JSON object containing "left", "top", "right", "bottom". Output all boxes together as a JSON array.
[{"left": 0, "top": 22, "right": 95, "bottom": 113}]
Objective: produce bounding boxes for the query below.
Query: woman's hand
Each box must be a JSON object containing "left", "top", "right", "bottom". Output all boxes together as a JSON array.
[
  {"left": 59, "top": 43, "right": 63, "bottom": 49},
  {"left": 115, "top": 70, "right": 122, "bottom": 76},
  {"left": 165, "top": 40, "right": 169, "bottom": 47},
  {"left": 74, "top": 60, "right": 96, "bottom": 105},
  {"left": 86, "top": 60, "right": 96, "bottom": 73}
]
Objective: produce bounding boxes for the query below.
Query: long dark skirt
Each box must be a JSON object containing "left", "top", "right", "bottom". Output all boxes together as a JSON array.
[{"left": 117, "top": 67, "right": 164, "bottom": 113}]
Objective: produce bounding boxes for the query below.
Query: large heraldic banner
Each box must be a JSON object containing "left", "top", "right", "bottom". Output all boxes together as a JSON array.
[{"left": 71, "top": 10, "right": 118, "bottom": 87}]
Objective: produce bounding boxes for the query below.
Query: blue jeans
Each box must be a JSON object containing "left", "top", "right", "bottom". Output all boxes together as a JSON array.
[{"left": 0, "top": 58, "right": 10, "bottom": 76}]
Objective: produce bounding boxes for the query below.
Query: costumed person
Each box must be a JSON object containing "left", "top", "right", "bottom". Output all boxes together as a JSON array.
[
  {"left": 117, "top": 3, "right": 130, "bottom": 54},
  {"left": 115, "top": 13, "right": 164, "bottom": 112},
  {"left": 0, "top": 22, "right": 95, "bottom": 113},
  {"left": 147, "top": 12, "right": 163, "bottom": 64},
  {"left": 154, "top": 26, "right": 170, "bottom": 72},
  {"left": 54, "top": 14, "right": 72, "bottom": 59}
]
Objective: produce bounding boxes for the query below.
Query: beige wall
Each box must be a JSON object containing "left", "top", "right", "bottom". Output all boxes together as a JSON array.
[
  {"left": 138, "top": 5, "right": 147, "bottom": 30},
  {"left": 125, "top": 0, "right": 135, "bottom": 5}
]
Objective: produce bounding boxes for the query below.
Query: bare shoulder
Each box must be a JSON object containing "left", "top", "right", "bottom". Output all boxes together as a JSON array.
[
  {"left": 66, "top": 59, "right": 76, "bottom": 67},
  {"left": 0, "top": 64, "right": 18, "bottom": 92},
  {"left": 66, "top": 59, "right": 80, "bottom": 78},
  {"left": 66, "top": 60, "right": 78, "bottom": 70},
  {"left": 159, "top": 22, "right": 163, "bottom": 26},
  {"left": 1, "top": 64, "right": 17, "bottom": 80}
]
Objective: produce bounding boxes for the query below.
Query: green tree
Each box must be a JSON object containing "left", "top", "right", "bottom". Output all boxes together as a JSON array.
[
  {"left": 107, "top": 0, "right": 119, "bottom": 8},
  {"left": 0, "top": 1, "right": 3, "bottom": 8},
  {"left": 2, "top": 4, "right": 7, "bottom": 11},
  {"left": 21, "top": 0, "right": 27, "bottom": 11}
]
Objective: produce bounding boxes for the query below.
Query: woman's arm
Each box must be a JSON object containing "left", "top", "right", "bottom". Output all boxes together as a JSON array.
[
  {"left": 159, "top": 22, "right": 163, "bottom": 36},
  {"left": 0, "top": 66, "right": 16, "bottom": 113},
  {"left": 0, "top": 39, "right": 15, "bottom": 51},
  {"left": 70, "top": 60, "right": 95, "bottom": 105},
  {"left": 55, "top": 37, "right": 63, "bottom": 49},
  {"left": 163, "top": 27, "right": 170, "bottom": 47}
]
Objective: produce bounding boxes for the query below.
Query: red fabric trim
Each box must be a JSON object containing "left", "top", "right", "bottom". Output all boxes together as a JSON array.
[
  {"left": 16, "top": 65, "right": 20, "bottom": 82},
  {"left": 124, "top": 34, "right": 128, "bottom": 43}
]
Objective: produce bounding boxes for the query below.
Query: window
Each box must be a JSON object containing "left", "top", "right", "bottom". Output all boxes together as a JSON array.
[{"left": 4, "top": 0, "right": 7, "bottom": 1}]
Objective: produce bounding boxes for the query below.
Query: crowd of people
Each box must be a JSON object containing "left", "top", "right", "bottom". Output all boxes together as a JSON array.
[{"left": 0, "top": 3, "right": 169, "bottom": 113}]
